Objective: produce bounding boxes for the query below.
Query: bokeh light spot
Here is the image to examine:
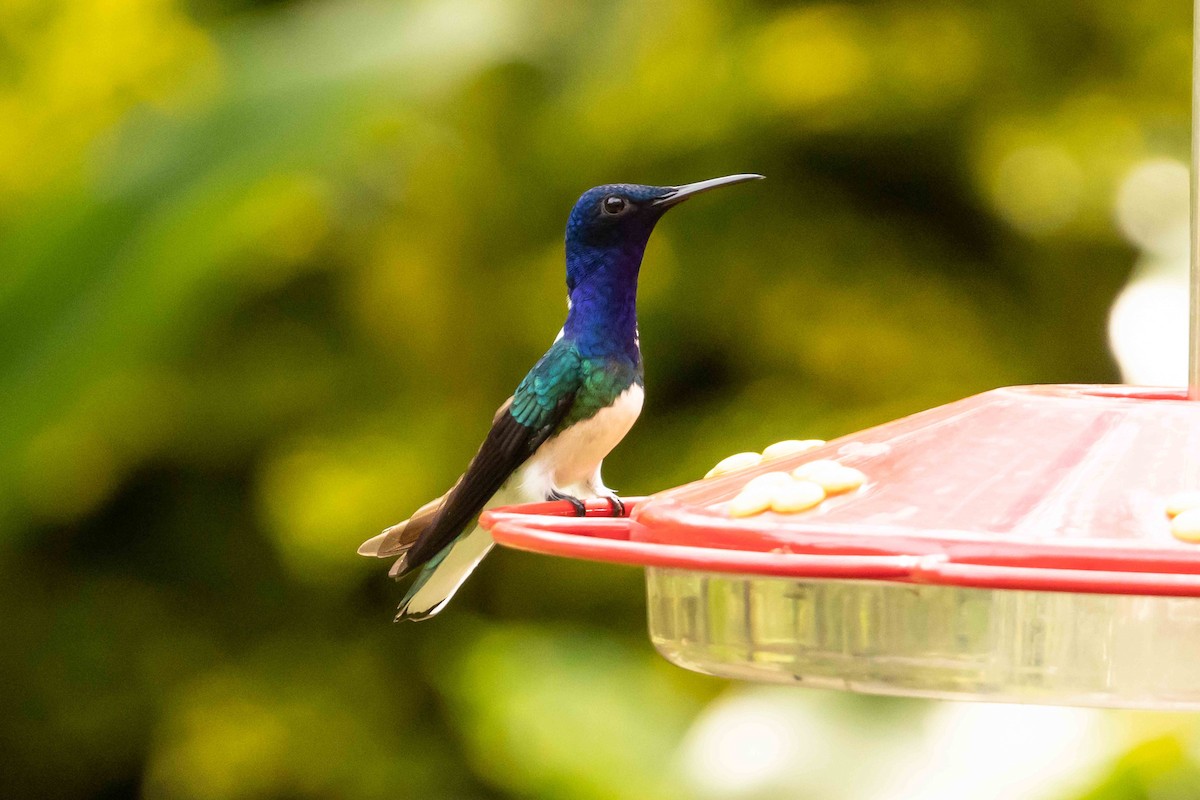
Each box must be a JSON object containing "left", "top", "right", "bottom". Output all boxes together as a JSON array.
[
  {"left": 1109, "top": 271, "right": 1189, "bottom": 386},
  {"left": 753, "top": 7, "right": 870, "bottom": 113},
  {"left": 989, "top": 146, "right": 1084, "bottom": 236},
  {"left": 1115, "top": 158, "right": 1190, "bottom": 258}
]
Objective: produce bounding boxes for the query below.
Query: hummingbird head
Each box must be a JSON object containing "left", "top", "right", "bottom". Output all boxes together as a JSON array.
[
  {"left": 563, "top": 174, "right": 763, "bottom": 292},
  {"left": 560, "top": 173, "right": 762, "bottom": 358}
]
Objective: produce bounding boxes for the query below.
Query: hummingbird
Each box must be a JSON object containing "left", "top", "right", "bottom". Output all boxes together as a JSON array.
[{"left": 358, "top": 174, "right": 763, "bottom": 621}]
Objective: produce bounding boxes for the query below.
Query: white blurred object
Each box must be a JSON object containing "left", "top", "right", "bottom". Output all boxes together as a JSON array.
[
  {"left": 1109, "top": 269, "right": 1190, "bottom": 386},
  {"left": 882, "top": 703, "right": 1116, "bottom": 800},
  {"left": 678, "top": 690, "right": 811, "bottom": 797},
  {"left": 1109, "top": 159, "right": 1191, "bottom": 386},
  {"left": 679, "top": 689, "right": 916, "bottom": 799},
  {"left": 678, "top": 689, "right": 1120, "bottom": 800},
  {"left": 1115, "top": 159, "right": 1191, "bottom": 258}
]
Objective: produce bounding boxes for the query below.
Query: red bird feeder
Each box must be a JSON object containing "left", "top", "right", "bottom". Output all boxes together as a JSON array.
[
  {"left": 482, "top": 12, "right": 1200, "bottom": 709},
  {"left": 483, "top": 386, "right": 1200, "bottom": 709}
]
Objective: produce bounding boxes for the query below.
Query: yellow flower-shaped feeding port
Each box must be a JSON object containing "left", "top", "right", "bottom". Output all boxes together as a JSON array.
[
  {"left": 706, "top": 441, "right": 866, "bottom": 518},
  {"left": 769, "top": 480, "right": 826, "bottom": 513},
  {"left": 791, "top": 460, "right": 867, "bottom": 496},
  {"left": 705, "top": 440, "right": 828, "bottom": 479},
  {"left": 761, "top": 439, "right": 826, "bottom": 460},
  {"left": 705, "top": 452, "right": 764, "bottom": 479},
  {"left": 1166, "top": 491, "right": 1200, "bottom": 542}
]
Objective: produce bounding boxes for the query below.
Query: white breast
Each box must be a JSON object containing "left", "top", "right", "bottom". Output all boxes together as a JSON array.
[{"left": 517, "top": 384, "right": 644, "bottom": 496}]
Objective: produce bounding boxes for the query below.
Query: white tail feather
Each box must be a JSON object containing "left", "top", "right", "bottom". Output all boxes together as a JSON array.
[{"left": 396, "top": 526, "right": 495, "bottom": 621}]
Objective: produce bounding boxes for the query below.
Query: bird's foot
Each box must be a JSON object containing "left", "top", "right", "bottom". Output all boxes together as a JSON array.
[
  {"left": 547, "top": 490, "right": 587, "bottom": 517},
  {"left": 602, "top": 494, "right": 626, "bottom": 517}
]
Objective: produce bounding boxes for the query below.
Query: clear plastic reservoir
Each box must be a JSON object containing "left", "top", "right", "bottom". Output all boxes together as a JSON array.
[{"left": 647, "top": 567, "right": 1200, "bottom": 709}]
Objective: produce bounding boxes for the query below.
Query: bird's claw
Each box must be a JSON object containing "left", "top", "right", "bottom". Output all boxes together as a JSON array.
[
  {"left": 548, "top": 491, "right": 587, "bottom": 517},
  {"left": 605, "top": 495, "right": 626, "bottom": 517}
]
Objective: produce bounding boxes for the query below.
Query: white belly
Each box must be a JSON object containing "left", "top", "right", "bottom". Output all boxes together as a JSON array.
[{"left": 515, "top": 383, "right": 643, "bottom": 497}]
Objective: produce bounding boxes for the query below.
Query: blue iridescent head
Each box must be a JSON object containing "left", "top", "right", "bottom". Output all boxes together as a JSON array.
[
  {"left": 561, "top": 173, "right": 762, "bottom": 357},
  {"left": 563, "top": 174, "right": 763, "bottom": 293},
  {"left": 566, "top": 183, "right": 674, "bottom": 255}
]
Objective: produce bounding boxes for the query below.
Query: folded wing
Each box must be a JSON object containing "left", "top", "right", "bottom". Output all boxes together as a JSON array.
[{"left": 359, "top": 342, "right": 582, "bottom": 578}]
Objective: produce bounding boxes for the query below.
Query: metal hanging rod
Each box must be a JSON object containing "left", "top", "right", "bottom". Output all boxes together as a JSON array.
[{"left": 1192, "top": 0, "right": 1200, "bottom": 397}]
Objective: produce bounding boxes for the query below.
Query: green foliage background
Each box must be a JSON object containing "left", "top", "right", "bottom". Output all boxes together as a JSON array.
[{"left": 2, "top": 0, "right": 1196, "bottom": 798}]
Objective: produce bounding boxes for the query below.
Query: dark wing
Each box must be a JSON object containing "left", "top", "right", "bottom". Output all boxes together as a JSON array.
[
  {"left": 357, "top": 401, "right": 514, "bottom": 561},
  {"left": 391, "top": 343, "right": 582, "bottom": 575}
]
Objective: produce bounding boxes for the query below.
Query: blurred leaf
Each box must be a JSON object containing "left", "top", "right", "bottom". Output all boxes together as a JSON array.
[{"left": 432, "top": 623, "right": 701, "bottom": 800}]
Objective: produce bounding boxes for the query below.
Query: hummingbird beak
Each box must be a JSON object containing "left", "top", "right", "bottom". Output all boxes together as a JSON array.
[{"left": 652, "top": 173, "right": 764, "bottom": 208}]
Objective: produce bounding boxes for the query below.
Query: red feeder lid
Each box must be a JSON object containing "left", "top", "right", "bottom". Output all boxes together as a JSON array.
[{"left": 482, "top": 385, "right": 1200, "bottom": 597}]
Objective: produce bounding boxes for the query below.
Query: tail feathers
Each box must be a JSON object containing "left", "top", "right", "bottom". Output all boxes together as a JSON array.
[
  {"left": 388, "top": 553, "right": 412, "bottom": 579},
  {"left": 395, "top": 526, "right": 494, "bottom": 622},
  {"left": 358, "top": 482, "right": 459, "bottom": 560},
  {"left": 356, "top": 529, "right": 394, "bottom": 558}
]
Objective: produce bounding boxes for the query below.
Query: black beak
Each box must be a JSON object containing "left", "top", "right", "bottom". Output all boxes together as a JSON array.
[{"left": 652, "top": 173, "right": 764, "bottom": 208}]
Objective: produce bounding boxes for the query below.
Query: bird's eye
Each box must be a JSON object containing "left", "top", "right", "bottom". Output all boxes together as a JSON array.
[{"left": 601, "top": 195, "right": 627, "bottom": 215}]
